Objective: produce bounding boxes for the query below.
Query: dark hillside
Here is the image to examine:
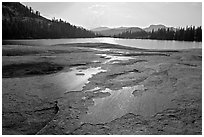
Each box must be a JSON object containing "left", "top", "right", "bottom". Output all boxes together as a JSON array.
[{"left": 2, "top": 2, "right": 95, "bottom": 39}]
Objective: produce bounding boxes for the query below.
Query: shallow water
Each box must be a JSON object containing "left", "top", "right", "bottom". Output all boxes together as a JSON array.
[
  {"left": 81, "top": 85, "right": 176, "bottom": 124},
  {"left": 97, "top": 54, "right": 134, "bottom": 64},
  {"left": 2, "top": 67, "right": 106, "bottom": 101},
  {"left": 51, "top": 67, "right": 106, "bottom": 93}
]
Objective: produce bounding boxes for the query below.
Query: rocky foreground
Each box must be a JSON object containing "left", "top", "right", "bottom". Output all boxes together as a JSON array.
[{"left": 2, "top": 43, "right": 202, "bottom": 135}]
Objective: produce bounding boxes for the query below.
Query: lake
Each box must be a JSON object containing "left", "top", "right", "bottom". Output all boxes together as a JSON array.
[{"left": 3, "top": 37, "right": 202, "bottom": 50}]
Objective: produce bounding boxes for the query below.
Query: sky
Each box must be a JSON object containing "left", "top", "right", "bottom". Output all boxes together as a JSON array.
[{"left": 22, "top": 2, "right": 202, "bottom": 29}]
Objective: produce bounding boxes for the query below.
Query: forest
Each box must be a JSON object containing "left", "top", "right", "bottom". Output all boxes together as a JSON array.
[
  {"left": 114, "top": 26, "right": 202, "bottom": 42},
  {"left": 2, "top": 2, "right": 95, "bottom": 39}
]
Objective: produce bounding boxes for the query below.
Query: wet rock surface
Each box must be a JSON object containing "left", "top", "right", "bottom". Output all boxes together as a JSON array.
[{"left": 2, "top": 43, "right": 202, "bottom": 135}]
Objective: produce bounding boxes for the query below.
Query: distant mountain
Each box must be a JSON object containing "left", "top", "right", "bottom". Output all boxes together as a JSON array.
[
  {"left": 143, "top": 24, "right": 176, "bottom": 32},
  {"left": 91, "top": 27, "right": 110, "bottom": 31},
  {"left": 143, "top": 24, "right": 167, "bottom": 32},
  {"left": 92, "top": 27, "right": 144, "bottom": 36},
  {"left": 2, "top": 2, "right": 95, "bottom": 39}
]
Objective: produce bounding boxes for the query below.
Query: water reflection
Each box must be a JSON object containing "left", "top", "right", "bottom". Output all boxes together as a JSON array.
[
  {"left": 36, "top": 67, "right": 106, "bottom": 100},
  {"left": 81, "top": 85, "right": 176, "bottom": 124},
  {"left": 51, "top": 67, "right": 106, "bottom": 93}
]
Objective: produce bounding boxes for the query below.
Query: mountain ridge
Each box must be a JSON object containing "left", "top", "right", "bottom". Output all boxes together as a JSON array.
[
  {"left": 143, "top": 24, "right": 167, "bottom": 32},
  {"left": 92, "top": 26, "right": 145, "bottom": 36},
  {"left": 91, "top": 24, "right": 175, "bottom": 36},
  {"left": 91, "top": 27, "right": 110, "bottom": 31}
]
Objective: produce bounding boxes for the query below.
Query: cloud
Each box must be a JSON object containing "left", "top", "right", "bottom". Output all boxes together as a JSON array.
[
  {"left": 125, "top": 15, "right": 133, "bottom": 19},
  {"left": 88, "top": 4, "right": 107, "bottom": 10},
  {"left": 88, "top": 4, "right": 107, "bottom": 16}
]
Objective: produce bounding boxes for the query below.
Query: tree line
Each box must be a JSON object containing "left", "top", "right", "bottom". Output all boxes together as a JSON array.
[
  {"left": 3, "top": 19, "right": 96, "bottom": 39},
  {"left": 114, "top": 26, "right": 202, "bottom": 42}
]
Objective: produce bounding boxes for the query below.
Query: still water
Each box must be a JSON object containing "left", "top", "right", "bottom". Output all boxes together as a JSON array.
[
  {"left": 82, "top": 85, "right": 176, "bottom": 124},
  {"left": 3, "top": 37, "right": 202, "bottom": 50}
]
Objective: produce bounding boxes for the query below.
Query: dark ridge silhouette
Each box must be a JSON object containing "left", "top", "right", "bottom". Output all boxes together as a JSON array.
[{"left": 2, "top": 2, "right": 96, "bottom": 39}]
